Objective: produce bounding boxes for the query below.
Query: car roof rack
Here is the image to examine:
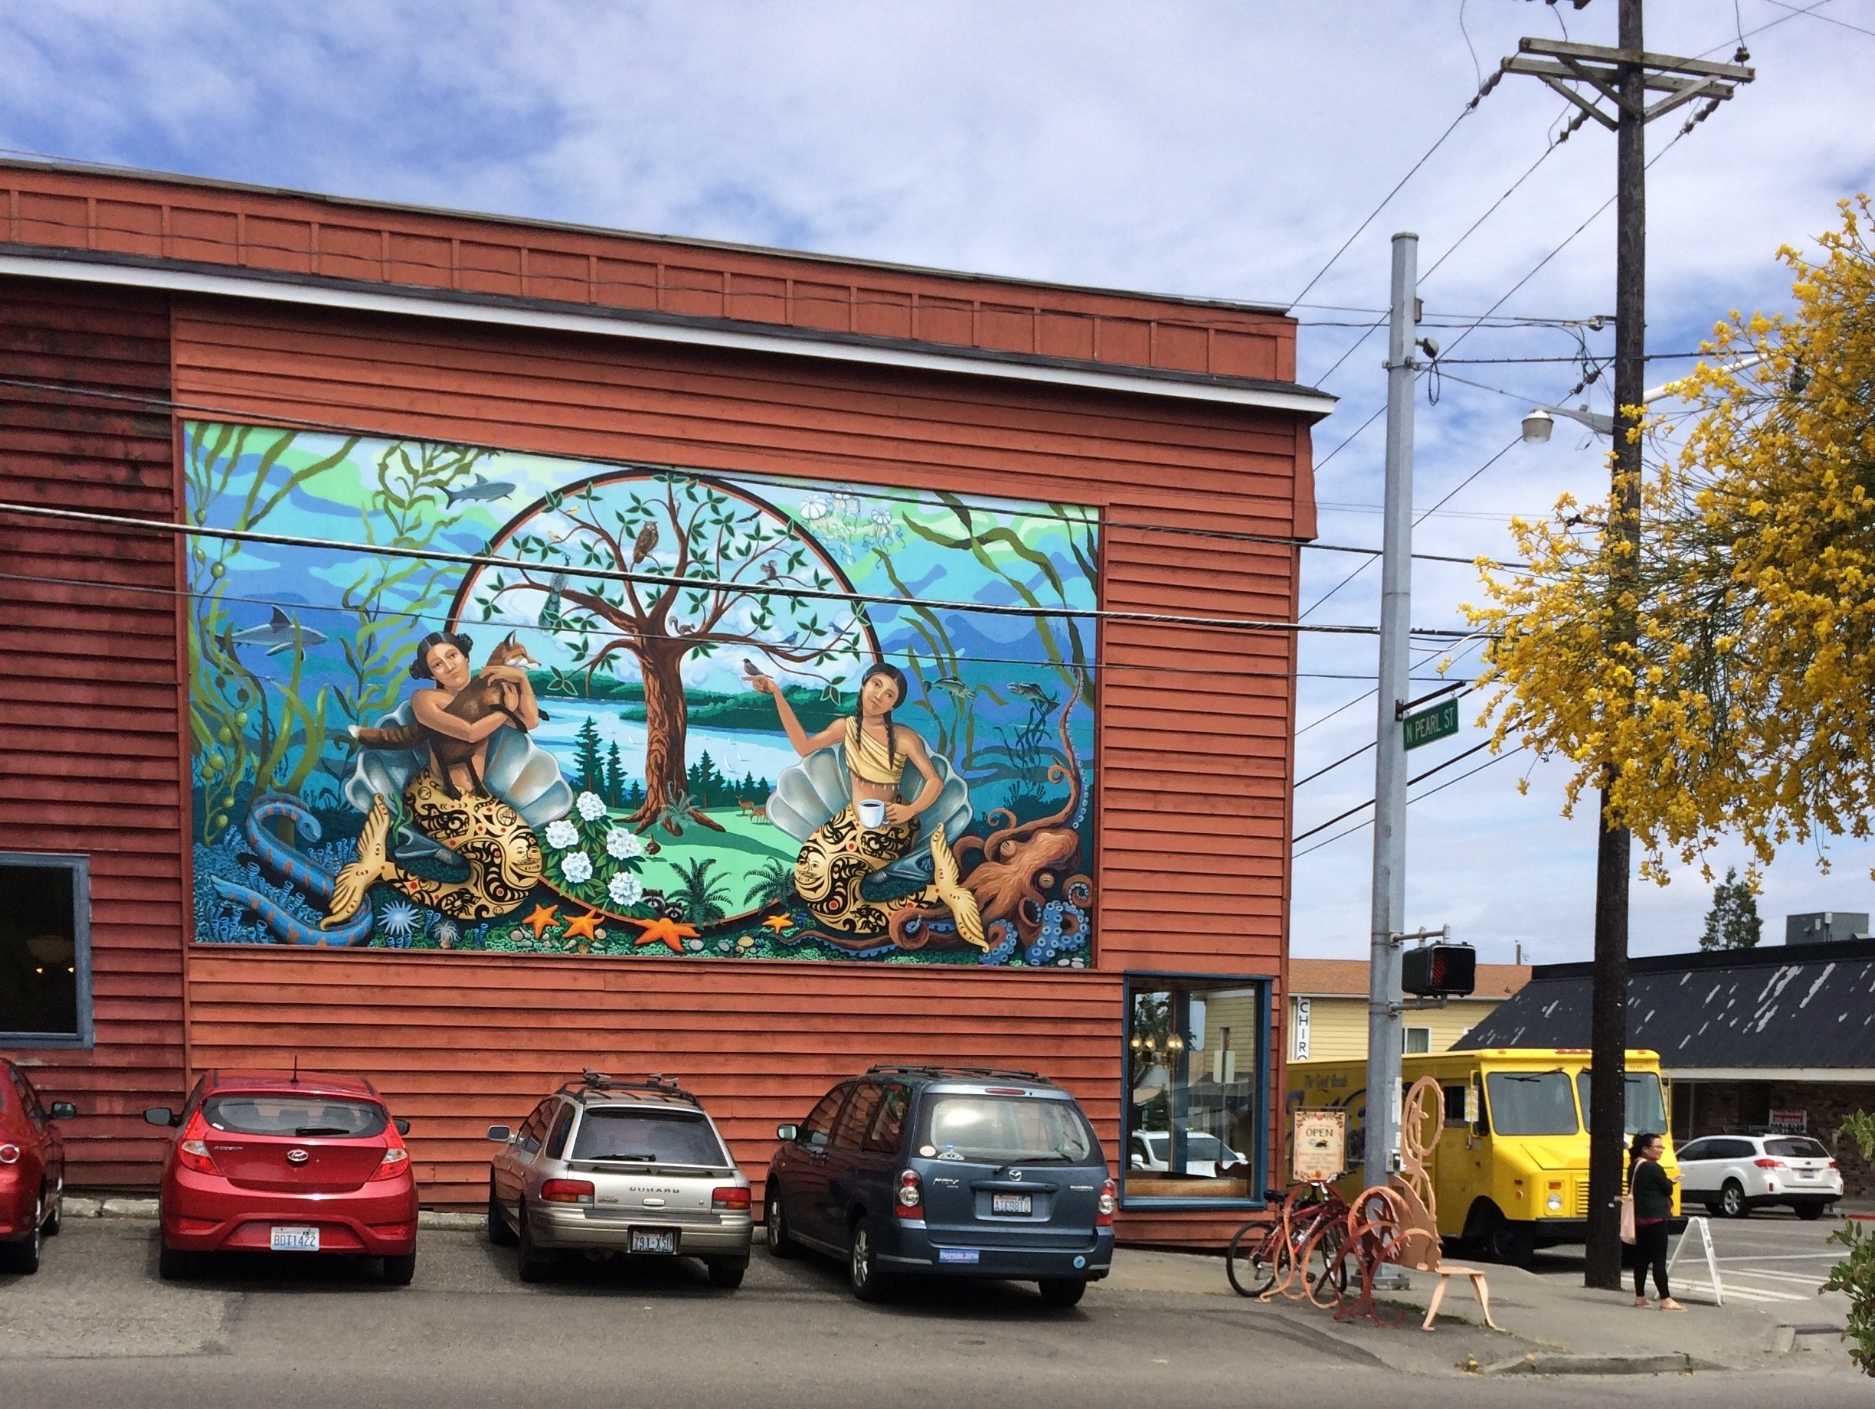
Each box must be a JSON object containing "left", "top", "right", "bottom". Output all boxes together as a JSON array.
[
  {"left": 557, "top": 1070, "right": 700, "bottom": 1105},
  {"left": 866, "top": 1064, "right": 1052, "bottom": 1085}
]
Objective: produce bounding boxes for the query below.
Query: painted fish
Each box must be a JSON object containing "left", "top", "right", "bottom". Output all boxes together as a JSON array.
[
  {"left": 1008, "top": 682, "right": 1056, "bottom": 706},
  {"left": 444, "top": 474, "right": 518, "bottom": 506},
  {"left": 931, "top": 676, "right": 972, "bottom": 696},
  {"left": 231, "top": 607, "right": 328, "bottom": 656}
]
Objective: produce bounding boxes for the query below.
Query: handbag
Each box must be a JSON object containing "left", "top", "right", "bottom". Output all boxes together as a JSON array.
[{"left": 1619, "top": 1193, "right": 1637, "bottom": 1245}]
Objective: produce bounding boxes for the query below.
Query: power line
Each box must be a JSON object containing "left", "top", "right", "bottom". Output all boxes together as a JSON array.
[
  {"left": 1292, "top": 744, "right": 1527, "bottom": 857},
  {"left": 1291, "top": 104, "right": 1476, "bottom": 307},
  {"left": 1292, "top": 737, "right": 1497, "bottom": 841},
  {"left": 0, "top": 499, "right": 1484, "bottom": 642}
]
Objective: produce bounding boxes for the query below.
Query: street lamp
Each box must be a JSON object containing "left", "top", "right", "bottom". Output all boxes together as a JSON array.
[{"left": 1522, "top": 355, "right": 1764, "bottom": 444}]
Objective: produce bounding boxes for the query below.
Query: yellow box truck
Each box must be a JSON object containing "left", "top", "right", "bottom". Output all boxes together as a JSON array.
[{"left": 1287, "top": 1047, "right": 1679, "bottom": 1265}]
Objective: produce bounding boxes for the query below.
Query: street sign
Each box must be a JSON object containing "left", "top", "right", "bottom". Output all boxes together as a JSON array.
[{"left": 1402, "top": 697, "right": 1458, "bottom": 751}]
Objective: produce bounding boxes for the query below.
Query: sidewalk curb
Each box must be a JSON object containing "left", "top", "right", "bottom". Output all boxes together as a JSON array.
[
  {"left": 1479, "top": 1351, "right": 1712, "bottom": 1376},
  {"left": 60, "top": 1198, "right": 483, "bottom": 1232}
]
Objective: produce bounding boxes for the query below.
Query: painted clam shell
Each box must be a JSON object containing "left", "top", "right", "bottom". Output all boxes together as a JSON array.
[
  {"left": 343, "top": 702, "right": 574, "bottom": 862},
  {"left": 768, "top": 743, "right": 972, "bottom": 886}
]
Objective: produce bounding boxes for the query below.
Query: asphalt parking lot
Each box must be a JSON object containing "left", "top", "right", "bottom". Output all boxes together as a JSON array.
[
  {"left": 4, "top": 1214, "right": 1870, "bottom": 1407},
  {"left": 1525, "top": 1206, "right": 1853, "bottom": 1326}
]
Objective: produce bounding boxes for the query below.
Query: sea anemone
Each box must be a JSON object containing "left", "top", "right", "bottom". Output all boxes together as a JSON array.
[
  {"left": 575, "top": 791, "right": 608, "bottom": 822},
  {"left": 561, "top": 852, "right": 594, "bottom": 885},
  {"left": 607, "top": 873, "right": 643, "bottom": 907},
  {"left": 544, "top": 818, "right": 579, "bottom": 850},
  {"left": 433, "top": 918, "right": 460, "bottom": 949},
  {"left": 605, "top": 828, "right": 644, "bottom": 860},
  {"left": 377, "top": 899, "right": 422, "bottom": 946}
]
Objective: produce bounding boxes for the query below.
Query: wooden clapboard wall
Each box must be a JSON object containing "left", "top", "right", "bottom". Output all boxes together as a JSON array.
[
  {"left": 0, "top": 162, "right": 1315, "bottom": 1245},
  {"left": 0, "top": 276, "right": 187, "bottom": 1186},
  {"left": 165, "top": 298, "right": 1302, "bottom": 1245}
]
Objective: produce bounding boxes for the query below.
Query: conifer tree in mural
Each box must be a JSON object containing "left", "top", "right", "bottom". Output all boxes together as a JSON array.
[{"left": 471, "top": 473, "right": 866, "bottom": 835}]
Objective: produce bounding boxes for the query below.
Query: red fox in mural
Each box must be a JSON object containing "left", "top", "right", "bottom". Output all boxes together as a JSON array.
[{"left": 349, "top": 633, "right": 547, "bottom": 798}]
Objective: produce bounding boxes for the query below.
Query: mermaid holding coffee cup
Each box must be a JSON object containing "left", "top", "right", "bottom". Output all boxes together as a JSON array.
[
  {"left": 748, "top": 660, "right": 984, "bottom": 947},
  {"left": 321, "top": 631, "right": 548, "bottom": 930}
]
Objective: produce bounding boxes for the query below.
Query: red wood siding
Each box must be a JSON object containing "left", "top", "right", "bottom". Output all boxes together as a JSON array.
[
  {"left": 185, "top": 950, "right": 1121, "bottom": 1210},
  {"left": 0, "top": 161, "right": 1296, "bottom": 385},
  {"left": 0, "top": 275, "right": 184, "bottom": 1188},
  {"left": 0, "top": 163, "right": 1317, "bottom": 1246}
]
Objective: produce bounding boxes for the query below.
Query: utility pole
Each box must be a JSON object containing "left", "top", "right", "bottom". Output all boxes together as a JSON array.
[
  {"left": 1362, "top": 231, "right": 1418, "bottom": 1193},
  {"left": 1496, "top": 1, "right": 1752, "bottom": 1291}
]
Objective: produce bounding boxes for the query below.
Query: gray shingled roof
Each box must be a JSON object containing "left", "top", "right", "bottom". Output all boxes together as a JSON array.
[{"left": 1455, "top": 937, "right": 1875, "bottom": 1068}]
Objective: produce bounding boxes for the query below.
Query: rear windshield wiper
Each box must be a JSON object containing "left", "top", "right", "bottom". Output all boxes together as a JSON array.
[
  {"left": 581, "top": 1153, "right": 657, "bottom": 1162},
  {"left": 293, "top": 1126, "right": 355, "bottom": 1136}
]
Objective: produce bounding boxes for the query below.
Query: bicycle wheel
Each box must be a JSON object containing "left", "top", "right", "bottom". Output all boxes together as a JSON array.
[
  {"left": 1304, "top": 1220, "right": 1354, "bottom": 1308},
  {"left": 1226, "top": 1220, "right": 1279, "bottom": 1297}
]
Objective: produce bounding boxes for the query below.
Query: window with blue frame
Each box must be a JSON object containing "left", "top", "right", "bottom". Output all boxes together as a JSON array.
[
  {"left": 0, "top": 853, "right": 93, "bottom": 1048},
  {"left": 1123, "top": 975, "right": 1266, "bottom": 1205}
]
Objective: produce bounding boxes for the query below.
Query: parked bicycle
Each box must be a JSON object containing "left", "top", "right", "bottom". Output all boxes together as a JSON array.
[{"left": 1226, "top": 1181, "right": 1353, "bottom": 1306}]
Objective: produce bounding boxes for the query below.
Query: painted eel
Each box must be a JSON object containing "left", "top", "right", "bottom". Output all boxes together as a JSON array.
[{"left": 209, "top": 793, "right": 374, "bottom": 947}]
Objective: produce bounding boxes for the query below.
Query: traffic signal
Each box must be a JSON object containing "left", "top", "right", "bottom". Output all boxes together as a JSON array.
[{"left": 1401, "top": 943, "right": 1476, "bottom": 998}]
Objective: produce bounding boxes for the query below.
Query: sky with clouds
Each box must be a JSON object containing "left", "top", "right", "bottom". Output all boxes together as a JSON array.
[{"left": 7, "top": 0, "right": 1875, "bottom": 964}]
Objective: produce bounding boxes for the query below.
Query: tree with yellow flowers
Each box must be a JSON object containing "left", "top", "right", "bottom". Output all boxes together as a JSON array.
[{"left": 1469, "top": 195, "right": 1875, "bottom": 882}]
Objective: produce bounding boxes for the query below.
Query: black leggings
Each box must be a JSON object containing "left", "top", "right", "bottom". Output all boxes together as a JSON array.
[{"left": 1633, "top": 1220, "right": 1670, "bottom": 1299}]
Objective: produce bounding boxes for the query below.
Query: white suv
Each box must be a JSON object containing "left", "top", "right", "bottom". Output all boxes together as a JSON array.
[{"left": 1676, "top": 1133, "right": 1842, "bottom": 1220}]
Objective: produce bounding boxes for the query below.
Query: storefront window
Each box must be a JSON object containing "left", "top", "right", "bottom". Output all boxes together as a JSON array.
[
  {"left": 1123, "top": 976, "right": 1265, "bottom": 1205},
  {"left": 0, "top": 854, "right": 92, "bottom": 1048}
]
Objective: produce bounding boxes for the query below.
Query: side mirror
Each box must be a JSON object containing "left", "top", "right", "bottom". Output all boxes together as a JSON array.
[
  {"left": 486, "top": 1125, "right": 512, "bottom": 1142},
  {"left": 49, "top": 1102, "right": 76, "bottom": 1121},
  {"left": 144, "top": 1107, "right": 178, "bottom": 1128},
  {"left": 775, "top": 1124, "right": 799, "bottom": 1142},
  {"left": 394, "top": 1118, "right": 411, "bottom": 1136}
]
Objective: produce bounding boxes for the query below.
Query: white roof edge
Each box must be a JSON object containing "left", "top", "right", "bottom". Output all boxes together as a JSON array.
[
  {"left": 0, "top": 252, "right": 1338, "bottom": 416},
  {"left": 1666, "top": 1068, "right": 1875, "bottom": 1082}
]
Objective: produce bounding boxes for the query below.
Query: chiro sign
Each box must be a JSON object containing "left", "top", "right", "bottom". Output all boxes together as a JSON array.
[{"left": 1292, "top": 1108, "right": 1347, "bottom": 1183}]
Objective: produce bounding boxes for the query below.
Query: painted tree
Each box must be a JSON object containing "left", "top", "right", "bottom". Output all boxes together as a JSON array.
[
  {"left": 1700, "top": 868, "right": 1761, "bottom": 950},
  {"left": 474, "top": 472, "right": 866, "bottom": 833},
  {"left": 1469, "top": 196, "right": 1875, "bottom": 881}
]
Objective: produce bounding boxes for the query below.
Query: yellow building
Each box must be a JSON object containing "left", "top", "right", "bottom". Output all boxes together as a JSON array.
[{"left": 1287, "top": 959, "right": 1530, "bottom": 1062}]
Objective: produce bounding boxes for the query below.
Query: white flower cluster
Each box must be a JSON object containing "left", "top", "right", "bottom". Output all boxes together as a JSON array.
[
  {"left": 561, "top": 852, "right": 594, "bottom": 885},
  {"left": 575, "top": 791, "right": 608, "bottom": 821},
  {"left": 544, "top": 818, "right": 578, "bottom": 850},
  {"left": 605, "top": 828, "right": 644, "bottom": 860},
  {"left": 607, "top": 873, "right": 643, "bottom": 907}
]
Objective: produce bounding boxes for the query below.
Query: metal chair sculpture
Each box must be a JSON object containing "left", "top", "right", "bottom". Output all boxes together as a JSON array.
[{"left": 1334, "top": 1074, "right": 1498, "bottom": 1332}]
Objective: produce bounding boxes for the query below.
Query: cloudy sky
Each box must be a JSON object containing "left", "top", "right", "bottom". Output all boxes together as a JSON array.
[{"left": 8, "top": 0, "right": 1874, "bottom": 963}]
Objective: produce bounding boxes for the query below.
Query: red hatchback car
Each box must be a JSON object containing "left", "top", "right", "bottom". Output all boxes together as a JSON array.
[
  {"left": 1, "top": 1057, "right": 76, "bottom": 1275},
  {"left": 146, "top": 1070, "right": 418, "bottom": 1283}
]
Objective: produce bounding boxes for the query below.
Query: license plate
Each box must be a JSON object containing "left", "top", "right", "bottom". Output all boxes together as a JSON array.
[
  {"left": 270, "top": 1226, "right": 320, "bottom": 1252},
  {"left": 630, "top": 1228, "right": 677, "bottom": 1255},
  {"left": 992, "top": 1193, "right": 1033, "bottom": 1216},
  {"left": 938, "top": 1248, "right": 980, "bottom": 1264},
  {"left": 1798, "top": 1170, "right": 1817, "bottom": 1179}
]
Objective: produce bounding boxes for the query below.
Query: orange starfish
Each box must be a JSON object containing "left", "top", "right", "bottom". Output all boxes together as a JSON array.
[
  {"left": 762, "top": 915, "right": 794, "bottom": 934},
  {"left": 523, "top": 902, "right": 560, "bottom": 939},
  {"left": 562, "top": 910, "right": 602, "bottom": 944},
  {"left": 627, "top": 915, "right": 700, "bottom": 955}
]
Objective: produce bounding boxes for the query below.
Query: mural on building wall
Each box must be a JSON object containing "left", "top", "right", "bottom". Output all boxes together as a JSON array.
[{"left": 186, "top": 422, "right": 1098, "bottom": 967}]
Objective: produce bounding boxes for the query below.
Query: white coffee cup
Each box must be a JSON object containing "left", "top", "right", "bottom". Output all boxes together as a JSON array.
[{"left": 856, "top": 799, "right": 887, "bottom": 829}]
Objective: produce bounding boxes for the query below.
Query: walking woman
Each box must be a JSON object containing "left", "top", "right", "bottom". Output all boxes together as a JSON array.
[{"left": 1630, "top": 1131, "right": 1684, "bottom": 1310}]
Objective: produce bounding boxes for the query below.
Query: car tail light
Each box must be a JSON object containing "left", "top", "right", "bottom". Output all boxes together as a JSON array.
[
  {"left": 1754, "top": 1158, "right": 1786, "bottom": 1170},
  {"left": 177, "top": 1110, "right": 221, "bottom": 1176},
  {"left": 1097, "top": 1177, "right": 1117, "bottom": 1227},
  {"left": 1832, "top": 1160, "right": 1842, "bottom": 1170},
  {"left": 712, "top": 1186, "right": 751, "bottom": 1212},
  {"left": 539, "top": 1179, "right": 595, "bottom": 1204},
  {"left": 0, "top": 1144, "right": 18, "bottom": 1165},
  {"left": 894, "top": 1169, "right": 923, "bottom": 1218},
  {"left": 368, "top": 1117, "right": 410, "bottom": 1182}
]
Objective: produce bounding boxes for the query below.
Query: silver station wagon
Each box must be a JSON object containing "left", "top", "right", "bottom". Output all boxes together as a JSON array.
[{"left": 486, "top": 1071, "right": 753, "bottom": 1288}]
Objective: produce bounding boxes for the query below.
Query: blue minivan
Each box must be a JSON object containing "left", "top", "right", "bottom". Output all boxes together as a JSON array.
[{"left": 764, "top": 1065, "right": 1115, "bottom": 1305}]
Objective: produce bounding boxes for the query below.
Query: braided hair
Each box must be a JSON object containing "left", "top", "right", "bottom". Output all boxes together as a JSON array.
[
  {"left": 410, "top": 630, "right": 474, "bottom": 680},
  {"left": 856, "top": 661, "right": 907, "bottom": 764}
]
